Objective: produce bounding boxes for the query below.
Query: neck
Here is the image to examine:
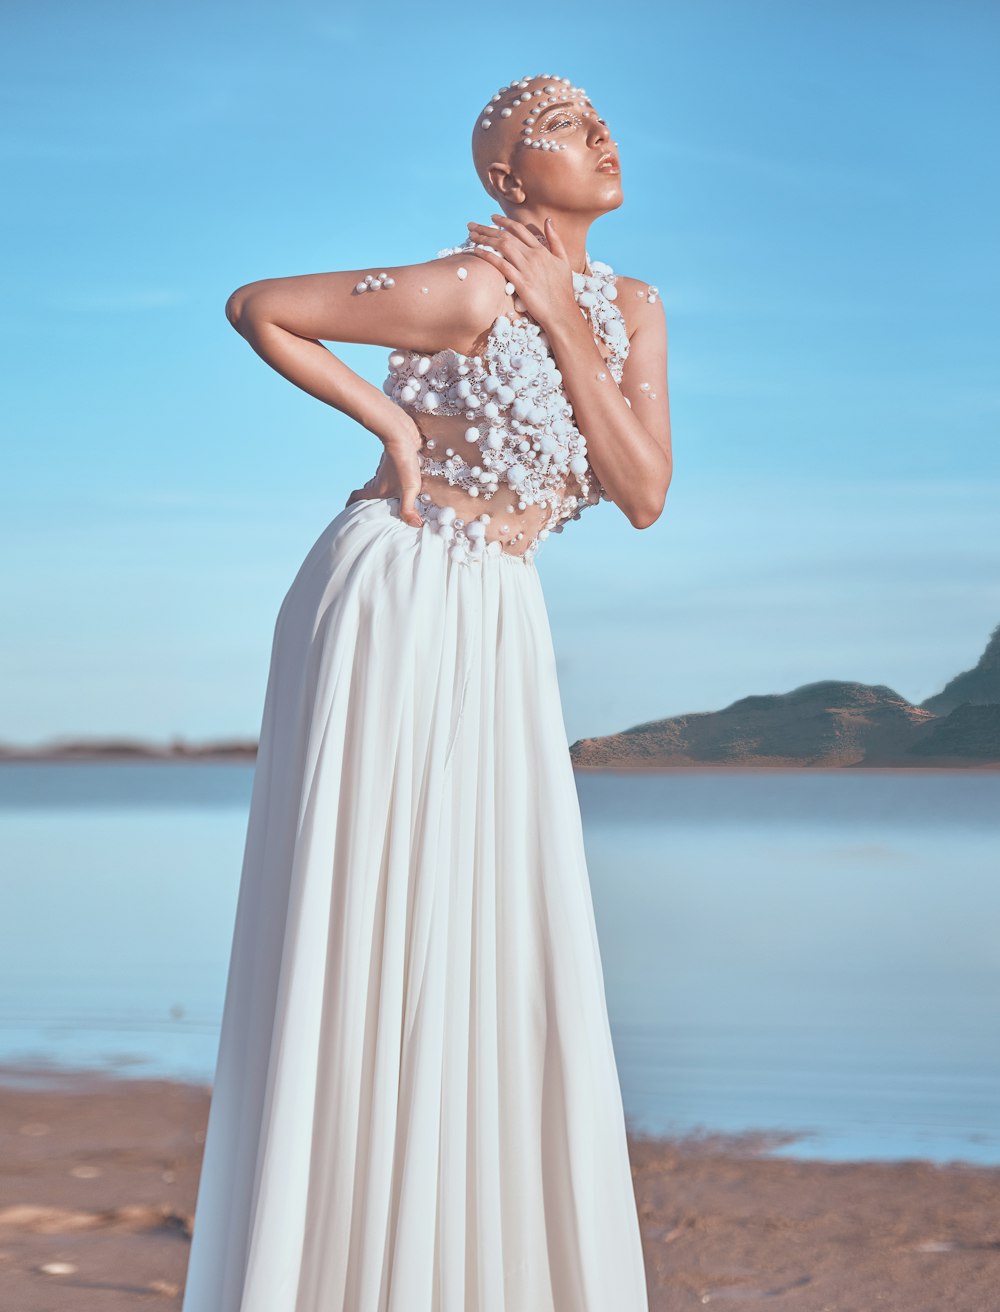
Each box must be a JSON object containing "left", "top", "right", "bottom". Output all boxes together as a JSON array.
[{"left": 513, "top": 208, "right": 594, "bottom": 276}]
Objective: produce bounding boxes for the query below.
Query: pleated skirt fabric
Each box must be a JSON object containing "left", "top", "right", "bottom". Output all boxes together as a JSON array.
[{"left": 181, "top": 495, "right": 649, "bottom": 1312}]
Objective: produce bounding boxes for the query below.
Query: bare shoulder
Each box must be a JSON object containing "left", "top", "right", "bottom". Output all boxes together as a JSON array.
[
  {"left": 426, "top": 250, "right": 510, "bottom": 349},
  {"left": 612, "top": 274, "right": 667, "bottom": 342}
]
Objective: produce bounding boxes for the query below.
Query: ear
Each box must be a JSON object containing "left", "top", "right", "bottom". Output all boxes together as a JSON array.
[{"left": 487, "top": 162, "right": 525, "bottom": 206}]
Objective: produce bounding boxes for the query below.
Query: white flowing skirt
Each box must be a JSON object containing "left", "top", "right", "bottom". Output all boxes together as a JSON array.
[{"left": 181, "top": 496, "right": 648, "bottom": 1312}]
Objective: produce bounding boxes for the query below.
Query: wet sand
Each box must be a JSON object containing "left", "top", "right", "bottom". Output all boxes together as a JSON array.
[{"left": 1, "top": 1069, "right": 998, "bottom": 1310}]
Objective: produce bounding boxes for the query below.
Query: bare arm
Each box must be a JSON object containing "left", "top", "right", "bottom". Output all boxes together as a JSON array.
[
  {"left": 465, "top": 217, "right": 671, "bottom": 529},
  {"left": 545, "top": 282, "right": 672, "bottom": 528},
  {"left": 225, "top": 254, "right": 507, "bottom": 525}
]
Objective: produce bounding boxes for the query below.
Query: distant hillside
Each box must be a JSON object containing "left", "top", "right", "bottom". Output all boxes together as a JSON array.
[
  {"left": 0, "top": 736, "right": 257, "bottom": 762},
  {"left": 906, "top": 703, "right": 1000, "bottom": 760},
  {"left": 570, "top": 681, "right": 938, "bottom": 769},
  {"left": 570, "top": 624, "right": 1000, "bottom": 770},
  {"left": 920, "top": 621, "right": 1000, "bottom": 714}
]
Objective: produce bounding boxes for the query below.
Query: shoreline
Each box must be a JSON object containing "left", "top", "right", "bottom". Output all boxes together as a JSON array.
[
  {"left": 2, "top": 755, "right": 999, "bottom": 772},
  {"left": 2, "top": 1068, "right": 998, "bottom": 1310}
]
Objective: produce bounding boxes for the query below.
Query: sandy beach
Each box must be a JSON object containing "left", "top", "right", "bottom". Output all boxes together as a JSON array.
[{"left": 1, "top": 1069, "right": 998, "bottom": 1310}]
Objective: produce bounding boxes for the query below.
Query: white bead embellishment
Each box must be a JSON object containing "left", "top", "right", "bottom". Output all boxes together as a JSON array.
[
  {"left": 412, "top": 503, "right": 511, "bottom": 566},
  {"left": 382, "top": 236, "right": 629, "bottom": 562},
  {"left": 354, "top": 272, "right": 395, "bottom": 294}
]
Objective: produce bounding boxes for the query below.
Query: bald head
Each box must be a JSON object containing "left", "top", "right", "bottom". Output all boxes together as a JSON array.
[{"left": 471, "top": 72, "right": 594, "bottom": 207}]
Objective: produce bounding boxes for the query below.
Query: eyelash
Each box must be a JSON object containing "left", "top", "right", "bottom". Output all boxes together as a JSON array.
[
  {"left": 541, "top": 115, "right": 608, "bottom": 133},
  {"left": 543, "top": 116, "right": 576, "bottom": 131}
]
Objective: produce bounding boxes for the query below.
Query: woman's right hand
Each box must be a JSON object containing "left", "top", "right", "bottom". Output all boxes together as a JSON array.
[{"left": 344, "top": 424, "right": 424, "bottom": 527}]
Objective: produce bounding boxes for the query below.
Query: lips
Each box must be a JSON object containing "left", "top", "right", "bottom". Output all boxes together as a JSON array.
[{"left": 596, "top": 153, "right": 620, "bottom": 174}]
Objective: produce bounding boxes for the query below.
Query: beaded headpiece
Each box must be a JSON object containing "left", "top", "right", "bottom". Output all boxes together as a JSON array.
[{"left": 478, "top": 72, "right": 597, "bottom": 152}]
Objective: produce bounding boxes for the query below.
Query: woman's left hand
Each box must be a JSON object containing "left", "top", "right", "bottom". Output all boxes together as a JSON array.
[{"left": 466, "top": 214, "right": 580, "bottom": 331}]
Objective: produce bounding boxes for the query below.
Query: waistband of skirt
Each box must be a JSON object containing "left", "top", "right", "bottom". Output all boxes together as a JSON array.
[{"left": 358, "top": 496, "right": 540, "bottom": 568}]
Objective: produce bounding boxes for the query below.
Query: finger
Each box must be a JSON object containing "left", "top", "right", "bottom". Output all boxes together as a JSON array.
[
  {"left": 467, "top": 247, "right": 518, "bottom": 282},
  {"left": 347, "top": 486, "right": 377, "bottom": 507},
  {"left": 398, "top": 477, "right": 423, "bottom": 527},
  {"left": 345, "top": 485, "right": 372, "bottom": 507},
  {"left": 466, "top": 231, "right": 507, "bottom": 260},
  {"left": 543, "top": 216, "right": 569, "bottom": 261},
  {"left": 467, "top": 225, "right": 526, "bottom": 268},
  {"left": 466, "top": 222, "right": 505, "bottom": 247},
  {"left": 522, "top": 221, "right": 549, "bottom": 248},
  {"left": 489, "top": 212, "right": 540, "bottom": 248}
]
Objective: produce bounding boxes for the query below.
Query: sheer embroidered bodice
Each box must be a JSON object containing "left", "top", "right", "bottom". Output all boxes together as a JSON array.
[{"left": 381, "top": 239, "right": 630, "bottom": 564}]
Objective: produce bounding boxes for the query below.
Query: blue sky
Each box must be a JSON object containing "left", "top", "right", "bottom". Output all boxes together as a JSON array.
[{"left": 4, "top": 0, "right": 998, "bottom": 745}]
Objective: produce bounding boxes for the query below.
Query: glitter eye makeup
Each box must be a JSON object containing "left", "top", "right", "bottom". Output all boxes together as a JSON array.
[{"left": 541, "top": 113, "right": 583, "bottom": 133}]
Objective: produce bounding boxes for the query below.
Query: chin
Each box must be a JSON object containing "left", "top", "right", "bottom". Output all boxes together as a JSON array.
[{"left": 597, "top": 187, "right": 625, "bottom": 215}]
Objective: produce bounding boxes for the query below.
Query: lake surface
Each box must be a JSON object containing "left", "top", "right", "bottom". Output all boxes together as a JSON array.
[{"left": 1, "top": 763, "right": 997, "bottom": 1164}]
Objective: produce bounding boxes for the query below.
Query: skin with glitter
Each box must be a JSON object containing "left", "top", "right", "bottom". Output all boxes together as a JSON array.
[{"left": 223, "top": 71, "right": 671, "bottom": 552}]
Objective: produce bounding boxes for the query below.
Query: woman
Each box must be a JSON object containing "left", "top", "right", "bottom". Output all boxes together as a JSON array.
[{"left": 182, "top": 71, "right": 671, "bottom": 1312}]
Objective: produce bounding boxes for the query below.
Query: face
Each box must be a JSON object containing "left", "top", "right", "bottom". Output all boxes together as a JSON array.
[{"left": 471, "top": 74, "right": 623, "bottom": 218}]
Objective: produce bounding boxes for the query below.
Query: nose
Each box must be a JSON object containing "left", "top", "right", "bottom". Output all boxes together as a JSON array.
[{"left": 588, "top": 116, "right": 611, "bottom": 150}]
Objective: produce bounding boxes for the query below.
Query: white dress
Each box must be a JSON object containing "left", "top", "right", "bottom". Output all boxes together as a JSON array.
[{"left": 181, "top": 242, "right": 649, "bottom": 1312}]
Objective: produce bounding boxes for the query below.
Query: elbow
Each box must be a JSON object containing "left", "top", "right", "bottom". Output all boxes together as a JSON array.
[
  {"left": 224, "top": 288, "right": 245, "bottom": 332},
  {"left": 224, "top": 284, "right": 259, "bottom": 333},
  {"left": 629, "top": 468, "right": 672, "bottom": 530},
  {"left": 631, "top": 505, "right": 662, "bottom": 530}
]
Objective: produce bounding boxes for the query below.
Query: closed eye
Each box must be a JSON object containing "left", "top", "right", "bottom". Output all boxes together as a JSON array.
[{"left": 541, "top": 114, "right": 579, "bottom": 132}]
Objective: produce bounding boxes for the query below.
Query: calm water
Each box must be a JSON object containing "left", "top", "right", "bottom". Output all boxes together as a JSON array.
[{"left": 0, "top": 763, "right": 997, "bottom": 1164}]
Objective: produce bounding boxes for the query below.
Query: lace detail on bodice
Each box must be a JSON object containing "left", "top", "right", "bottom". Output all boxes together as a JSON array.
[{"left": 380, "top": 238, "right": 629, "bottom": 565}]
